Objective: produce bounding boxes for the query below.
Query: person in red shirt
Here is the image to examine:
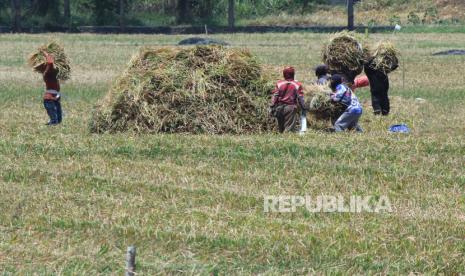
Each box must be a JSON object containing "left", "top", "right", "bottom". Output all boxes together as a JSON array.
[
  {"left": 42, "top": 52, "right": 62, "bottom": 125},
  {"left": 270, "top": 67, "right": 305, "bottom": 133}
]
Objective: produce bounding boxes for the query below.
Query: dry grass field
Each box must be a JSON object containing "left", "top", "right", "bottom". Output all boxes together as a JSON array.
[
  {"left": 0, "top": 32, "right": 464, "bottom": 274},
  {"left": 244, "top": 0, "right": 465, "bottom": 27}
]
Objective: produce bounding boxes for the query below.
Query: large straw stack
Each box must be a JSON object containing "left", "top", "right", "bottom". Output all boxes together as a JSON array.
[
  {"left": 90, "top": 46, "right": 276, "bottom": 134},
  {"left": 27, "top": 41, "right": 71, "bottom": 81}
]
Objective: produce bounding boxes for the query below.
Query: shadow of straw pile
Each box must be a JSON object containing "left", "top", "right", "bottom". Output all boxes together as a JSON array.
[{"left": 90, "top": 46, "right": 277, "bottom": 134}]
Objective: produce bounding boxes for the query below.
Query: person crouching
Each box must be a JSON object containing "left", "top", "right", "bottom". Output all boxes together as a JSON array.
[
  {"left": 42, "top": 52, "right": 62, "bottom": 125},
  {"left": 270, "top": 67, "right": 306, "bottom": 133},
  {"left": 329, "top": 74, "right": 363, "bottom": 132}
]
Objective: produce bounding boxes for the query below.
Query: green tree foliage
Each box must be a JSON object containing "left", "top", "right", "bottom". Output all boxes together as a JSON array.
[
  {"left": 0, "top": 0, "right": 325, "bottom": 28},
  {"left": 30, "top": 0, "right": 61, "bottom": 26},
  {"left": 0, "top": 0, "right": 10, "bottom": 25},
  {"left": 79, "top": 0, "right": 118, "bottom": 25}
]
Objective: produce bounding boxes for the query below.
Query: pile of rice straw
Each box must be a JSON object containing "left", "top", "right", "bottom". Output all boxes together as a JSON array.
[
  {"left": 90, "top": 45, "right": 276, "bottom": 134},
  {"left": 303, "top": 83, "right": 346, "bottom": 123},
  {"left": 369, "top": 41, "right": 400, "bottom": 74},
  {"left": 27, "top": 41, "right": 71, "bottom": 81},
  {"left": 322, "top": 31, "right": 366, "bottom": 79}
]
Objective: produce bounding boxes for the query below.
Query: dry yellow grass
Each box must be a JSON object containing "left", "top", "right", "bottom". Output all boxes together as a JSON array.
[{"left": 244, "top": 0, "right": 465, "bottom": 26}]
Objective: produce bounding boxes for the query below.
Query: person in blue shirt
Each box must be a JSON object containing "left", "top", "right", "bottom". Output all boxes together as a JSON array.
[{"left": 329, "top": 74, "right": 363, "bottom": 132}]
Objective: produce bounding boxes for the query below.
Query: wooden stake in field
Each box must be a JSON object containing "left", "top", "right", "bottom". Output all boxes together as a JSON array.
[
  {"left": 125, "top": 246, "right": 136, "bottom": 276},
  {"left": 347, "top": 0, "right": 354, "bottom": 31}
]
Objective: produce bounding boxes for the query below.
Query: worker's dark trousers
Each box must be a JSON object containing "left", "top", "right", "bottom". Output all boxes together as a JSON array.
[
  {"left": 44, "top": 99, "right": 62, "bottom": 124},
  {"left": 275, "top": 105, "right": 298, "bottom": 133},
  {"left": 371, "top": 90, "right": 390, "bottom": 115}
]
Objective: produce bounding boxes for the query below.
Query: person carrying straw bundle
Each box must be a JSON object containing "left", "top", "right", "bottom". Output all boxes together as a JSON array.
[
  {"left": 28, "top": 42, "right": 70, "bottom": 125},
  {"left": 41, "top": 52, "right": 63, "bottom": 125},
  {"left": 270, "top": 67, "right": 306, "bottom": 133},
  {"left": 364, "top": 41, "right": 399, "bottom": 115},
  {"left": 329, "top": 74, "right": 363, "bottom": 132}
]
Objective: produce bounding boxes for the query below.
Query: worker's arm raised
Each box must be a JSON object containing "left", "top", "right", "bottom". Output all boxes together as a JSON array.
[{"left": 43, "top": 52, "right": 55, "bottom": 76}]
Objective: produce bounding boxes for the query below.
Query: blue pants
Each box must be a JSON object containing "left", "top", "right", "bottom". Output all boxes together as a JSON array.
[
  {"left": 44, "top": 99, "right": 62, "bottom": 124},
  {"left": 334, "top": 111, "right": 362, "bottom": 132}
]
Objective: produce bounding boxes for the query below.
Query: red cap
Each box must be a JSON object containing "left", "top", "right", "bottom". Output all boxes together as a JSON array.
[{"left": 283, "top": 66, "right": 295, "bottom": 80}]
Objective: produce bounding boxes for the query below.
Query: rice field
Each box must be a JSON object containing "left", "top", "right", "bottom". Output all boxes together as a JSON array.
[{"left": 0, "top": 32, "right": 464, "bottom": 274}]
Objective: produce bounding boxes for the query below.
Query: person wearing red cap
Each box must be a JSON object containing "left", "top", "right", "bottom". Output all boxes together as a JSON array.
[
  {"left": 270, "top": 67, "right": 305, "bottom": 133},
  {"left": 42, "top": 52, "right": 62, "bottom": 125}
]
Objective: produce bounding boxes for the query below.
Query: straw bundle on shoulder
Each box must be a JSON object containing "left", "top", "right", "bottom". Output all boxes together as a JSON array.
[
  {"left": 90, "top": 45, "right": 276, "bottom": 134},
  {"left": 322, "top": 31, "right": 366, "bottom": 77},
  {"left": 27, "top": 41, "right": 71, "bottom": 81},
  {"left": 370, "top": 41, "right": 399, "bottom": 74}
]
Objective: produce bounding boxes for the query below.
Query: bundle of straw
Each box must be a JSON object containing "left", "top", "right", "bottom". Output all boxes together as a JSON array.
[
  {"left": 322, "top": 31, "right": 366, "bottom": 79},
  {"left": 27, "top": 41, "right": 71, "bottom": 81},
  {"left": 90, "top": 46, "right": 276, "bottom": 134},
  {"left": 370, "top": 41, "right": 399, "bottom": 74},
  {"left": 303, "top": 83, "right": 345, "bottom": 122}
]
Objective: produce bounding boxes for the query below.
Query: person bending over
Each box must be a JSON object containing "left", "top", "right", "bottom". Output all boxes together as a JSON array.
[
  {"left": 270, "top": 67, "right": 306, "bottom": 133},
  {"left": 330, "top": 74, "right": 363, "bottom": 132}
]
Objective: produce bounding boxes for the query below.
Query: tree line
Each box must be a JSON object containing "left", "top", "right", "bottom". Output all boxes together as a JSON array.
[{"left": 1, "top": 0, "right": 326, "bottom": 31}]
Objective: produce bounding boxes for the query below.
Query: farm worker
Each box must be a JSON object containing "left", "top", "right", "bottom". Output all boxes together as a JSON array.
[
  {"left": 315, "top": 64, "right": 330, "bottom": 85},
  {"left": 364, "top": 60, "right": 397, "bottom": 115},
  {"left": 329, "top": 74, "right": 363, "bottom": 132},
  {"left": 315, "top": 65, "right": 368, "bottom": 87},
  {"left": 270, "top": 66, "right": 306, "bottom": 133},
  {"left": 42, "top": 52, "right": 62, "bottom": 125}
]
